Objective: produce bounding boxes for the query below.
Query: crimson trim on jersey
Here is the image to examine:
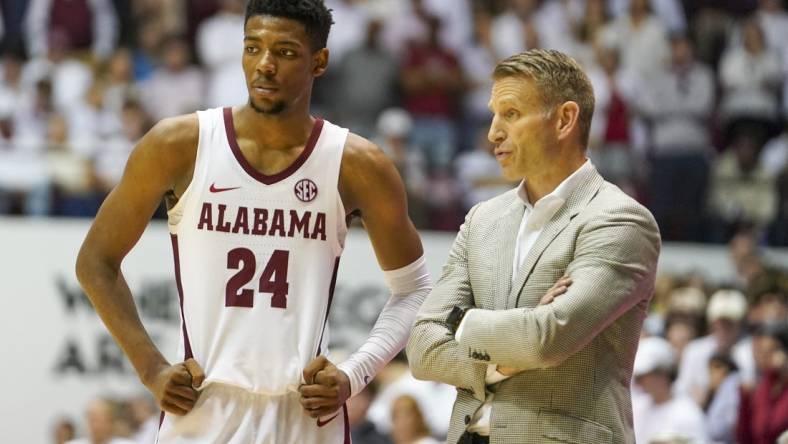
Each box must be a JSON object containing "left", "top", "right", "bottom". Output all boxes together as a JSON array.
[
  {"left": 223, "top": 107, "right": 324, "bottom": 185},
  {"left": 343, "top": 404, "right": 351, "bottom": 444},
  {"left": 316, "top": 257, "right": 341, "bottom": 357},
  {"left": 170, "top": 234, "right": 194, "bottom": 360}
]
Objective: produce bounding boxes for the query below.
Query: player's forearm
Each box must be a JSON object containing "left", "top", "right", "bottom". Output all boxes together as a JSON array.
[
  {"left": 76, "top": 257, "right": 169, "bottom": 385},
  {"left": 337, "top": 256, "right": 431, "bottom": 396}
]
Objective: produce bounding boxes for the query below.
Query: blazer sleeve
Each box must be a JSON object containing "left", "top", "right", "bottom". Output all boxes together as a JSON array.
[
  {"left": 456, "top": 204, "right": 660, "bottom": 369},
  {"left": 406, "top": 204, "right": 487, "bottom": 401}
]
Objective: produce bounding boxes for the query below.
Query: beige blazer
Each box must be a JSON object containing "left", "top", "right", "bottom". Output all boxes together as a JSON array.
[{"left": 406, "top": 170, "right": 660, "bottom": 444}]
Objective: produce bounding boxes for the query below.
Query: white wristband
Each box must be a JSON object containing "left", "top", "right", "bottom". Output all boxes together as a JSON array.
[{"left": 337, "top": 255, "right": 432, "bottom": 396}]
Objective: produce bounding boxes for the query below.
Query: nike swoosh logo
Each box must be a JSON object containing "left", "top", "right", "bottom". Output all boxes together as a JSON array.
[
  {"left": 209, "top": 183, "right": 241, "bottom": 193},
  {"left": 316, "top": 413, "right": 339, "bottom": 427}
]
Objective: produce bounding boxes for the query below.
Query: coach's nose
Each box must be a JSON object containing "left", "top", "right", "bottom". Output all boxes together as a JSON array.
[{"left": 488, "top": 115, "right": 506, "bottom": 145}]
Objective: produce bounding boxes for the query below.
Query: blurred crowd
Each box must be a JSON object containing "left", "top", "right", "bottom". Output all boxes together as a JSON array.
[
  {"left": 0, "top": 0, "right": 787, "bottom": 244},
  {"left": 629, "top": 230, "right": 788, "bottom": 444},
  {"left": 52, "top": 230, "right": 788, "bottom": 444}
]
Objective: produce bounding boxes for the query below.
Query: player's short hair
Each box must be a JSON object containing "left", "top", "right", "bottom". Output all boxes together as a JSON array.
[
  {"left": 493, "top": 49, "right": 595, "bottom": 147},
  {"left": 245, "top": 0, "right": 334, "bottom": 51}
]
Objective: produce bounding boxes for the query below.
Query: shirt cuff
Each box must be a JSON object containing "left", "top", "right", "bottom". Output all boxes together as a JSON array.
[
  {"left": 454, "top": 308, "right": 476, "bottom": 341},
  {"left": 485, "top": 364, "right": 510, "bottom": 385}
]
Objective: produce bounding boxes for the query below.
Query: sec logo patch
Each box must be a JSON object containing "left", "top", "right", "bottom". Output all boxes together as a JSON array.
[{"left": 294, "top": 179, "right": 318, "bottom": 202}]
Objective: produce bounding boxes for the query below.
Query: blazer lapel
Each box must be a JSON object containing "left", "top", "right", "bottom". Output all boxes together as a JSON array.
[
  {"left": 491, "top": 196, "right": 525, "bottom": 310},
  {"left": 506, "top": 172, "right": 605, "bottom": 309}
]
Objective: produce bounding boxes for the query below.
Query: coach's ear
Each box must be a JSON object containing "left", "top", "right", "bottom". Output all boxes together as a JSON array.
[
  {"left": 312, "top": 47, "right": 329, "bottom": 78},
  {"left": 555, "top": 100, "right": 580, "bottom": 143}
]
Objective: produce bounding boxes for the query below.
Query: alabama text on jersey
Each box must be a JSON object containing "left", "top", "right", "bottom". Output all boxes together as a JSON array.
[{"left": 166, "top": 107, "right": 349, "bottom": 395}]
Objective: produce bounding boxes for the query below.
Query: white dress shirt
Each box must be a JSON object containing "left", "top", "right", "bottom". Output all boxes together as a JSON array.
[{"left": 456, "top": 160, "right": 596, "bottom": 435}]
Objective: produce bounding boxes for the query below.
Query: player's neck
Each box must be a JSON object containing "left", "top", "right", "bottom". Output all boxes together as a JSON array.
[{"left": 235, "top": 104, "right": 316, "bottom": 151}]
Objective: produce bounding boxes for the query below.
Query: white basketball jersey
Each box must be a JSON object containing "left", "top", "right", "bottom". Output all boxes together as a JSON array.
[{"left": 167, "top": 107, "right": 348, "bottom": 395}]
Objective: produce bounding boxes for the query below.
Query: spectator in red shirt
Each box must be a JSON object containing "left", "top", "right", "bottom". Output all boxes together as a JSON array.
[
  {"left": 400, "top": 14, "right": 463, "bottom": 171},
  {"left": 737, "top": 322, "right": 788, "bottom": 444}
]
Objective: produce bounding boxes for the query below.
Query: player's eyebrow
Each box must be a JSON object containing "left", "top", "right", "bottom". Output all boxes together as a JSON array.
[{"left": 243, "top": 35, "right": 303, "bottom": 48}]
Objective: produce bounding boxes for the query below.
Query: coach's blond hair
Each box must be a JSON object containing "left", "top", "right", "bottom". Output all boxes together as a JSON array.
[{"left": 494, "top": 49, "right": 595, "bottom": 147}]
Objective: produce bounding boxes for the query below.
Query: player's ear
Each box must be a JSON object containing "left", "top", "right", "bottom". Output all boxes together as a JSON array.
[{"left": 312, "top": 48, "right": 329, "bottom": 78}]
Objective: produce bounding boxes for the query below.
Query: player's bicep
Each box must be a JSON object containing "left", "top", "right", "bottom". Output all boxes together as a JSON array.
[{"left": 81, "top": 118, "right": 195, "bottom": 265}]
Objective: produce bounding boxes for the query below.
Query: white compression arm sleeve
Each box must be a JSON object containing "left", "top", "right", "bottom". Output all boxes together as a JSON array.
[{"left": 337, "top": 255, "right": 432, "bottom": 396}]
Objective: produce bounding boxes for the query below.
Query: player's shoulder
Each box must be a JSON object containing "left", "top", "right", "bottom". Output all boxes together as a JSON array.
[
  {"left": 338, "top": 131, "right": 404, "bottom": 208},
  {"left": 339, "top": 131, "right": 400, "bottom": 186},
  {"left": 341, "top": 131, "right": 390, "bottom": 172},
  {"left": 145, "top": 113, "right": 199, "bottom": 150},
  {"left": 131, "top": 113, "right": 199, "bottom": 170},
  {"left": 122, "top": 113, "right": 200, "bottom": 190}
]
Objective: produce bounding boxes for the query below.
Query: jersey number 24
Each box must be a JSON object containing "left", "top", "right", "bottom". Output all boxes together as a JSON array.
[{"left": 225, "top": 248, "right": 289, "bottom": 309}]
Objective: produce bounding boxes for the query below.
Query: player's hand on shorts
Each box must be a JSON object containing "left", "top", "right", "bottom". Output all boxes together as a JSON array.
[
  {"left": 298, "top": 355, "right": 351, "bottom": 418},
  {"left": 498, "top": 276, "right": 572, "bottom": 377},
  {"left": 539, "top": 275, "right": 572, "bottom": 305},
  {"left": 146, "top": 358, "right": 205, "bottom": 416}
]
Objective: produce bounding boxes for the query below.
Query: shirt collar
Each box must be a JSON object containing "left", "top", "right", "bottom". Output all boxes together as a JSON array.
[
  {"left": 516, "top": 159, "right": 596, "bottom": 228},
  {"left": 517, "top": 159, "right": 595, "bottom": 206}
]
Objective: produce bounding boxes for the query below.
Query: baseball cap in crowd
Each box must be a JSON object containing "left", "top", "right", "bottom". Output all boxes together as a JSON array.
[
  {"left": 377, "top": 108, "right": 413, "bottom": 138},
  {"left": 667, "top": 287, "right": 707, "bottom": 315},
  {"left": 706, "top": 289, "right": 748, "bottom": 322},
  {"left": 633, "top": 336, "right": 676, "bottom": 377}
]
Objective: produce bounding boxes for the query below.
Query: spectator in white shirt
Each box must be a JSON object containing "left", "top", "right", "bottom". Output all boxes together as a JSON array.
[
  {"left": 754, "top": 0, "right": 788, "bottom": 67},
  {"left": 638, "top": 33, "right": 715, "bottom": 241},
  {"left": 491, "top": 0, "right": 538, "bottom": 59},
  {"left": 12, "top": 78, "right": 54, "bottom": 152},
  {"left": 21, "top": 30, "right": 93, "bottom": 115},
  {"left": 675, "top": 290, "right": 756, "bottom": 405},
  {"left": 632, "top": 336, "right": 709, "bottom": 444},
  {"left": 95, "top": 100, "right": 150, "bottom": 192},
  {"left": 381, "top": 0, "right": 472, "bottom": 57},
  {"left": 719, "top": 17, "right": 782, "bottom": 130},
  {"left": 608, "top": 0, "right": 687, "bottom": 33},
  {"left": 460, "top": 5, "right": 497, "bottom": 141},
  {"left": 195, "top": 0, "right": 247, "bottom": 109},
  {"left": 141, "top": 35, "right": 203, "bottom": 121},
  {"left": 759, "top": 118, "right": 788, "bottom": 177},
  {"left": 597, "top": 0, "right": 670, "bottom": 81},
  {"left": 325, "top": 0, "right": 370, "bottom": 64}
]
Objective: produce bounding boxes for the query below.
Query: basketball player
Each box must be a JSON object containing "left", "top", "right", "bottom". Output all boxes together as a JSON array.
[{"left": 75, "top": 1, "right": 431, "bottom": 442}]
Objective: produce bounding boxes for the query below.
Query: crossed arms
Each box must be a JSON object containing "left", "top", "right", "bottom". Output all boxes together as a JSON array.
[{"left": 406, "top": 203, "right": 660, "bottom": 397}]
